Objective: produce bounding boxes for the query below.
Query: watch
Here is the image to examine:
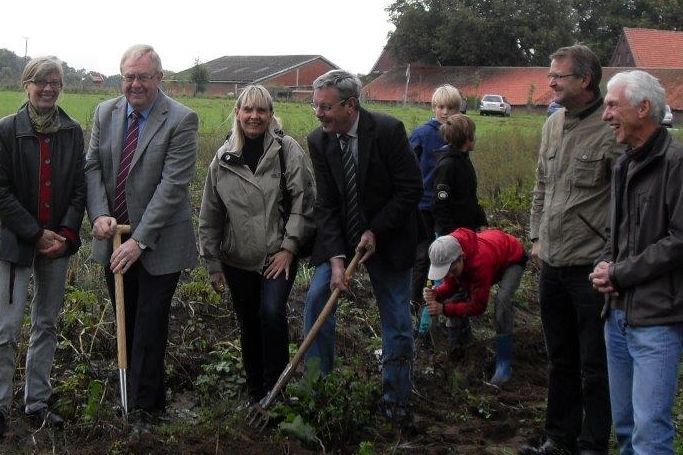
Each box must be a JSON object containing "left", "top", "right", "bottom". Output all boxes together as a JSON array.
[{"left": 135, "top": 239, "right": 147, "bottom": 250}]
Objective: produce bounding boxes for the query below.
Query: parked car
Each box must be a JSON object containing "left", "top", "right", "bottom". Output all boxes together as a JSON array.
[
  {"left": 662, "top": 104, "right": 673, "bottom": 128},
  {"left": 480, "top": 94, "right": 511, "bottom": 116},
  {"left": 547, "top": 101, "right": 563, "bottom": 116}
]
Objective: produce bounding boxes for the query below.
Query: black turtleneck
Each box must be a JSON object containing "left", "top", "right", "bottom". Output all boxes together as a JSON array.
[{"left": 243, "top": 135, "right": 265, "bottom": 173}]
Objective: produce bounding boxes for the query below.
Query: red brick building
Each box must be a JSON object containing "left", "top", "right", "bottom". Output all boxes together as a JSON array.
[{"left": 168, "top": 55, "right": 338, "bottom": 99}]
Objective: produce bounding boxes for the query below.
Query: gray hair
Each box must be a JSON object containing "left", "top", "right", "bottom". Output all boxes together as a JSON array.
[
  {"left": 312, "top": 69, "right": 362, "bottom": 103},
  {"left": 551, "top": 45, "right": 602, "bottom": 97},
  {"left": 21, "top": 56, "right": 64, "bottom": 88},
  {"left": 120, "top": 44, "right": 163, "bottom": 74},
  {"left": 607, "top": 70, "right": 667, "bottom": 123},
  {"left": 231, "top": 84, "right": 282, "bottom": 152}
]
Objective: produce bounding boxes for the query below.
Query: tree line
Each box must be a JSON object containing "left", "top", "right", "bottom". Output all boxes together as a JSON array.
[{"left": 386, "top": 0, "right": 683, "bottom": 67}]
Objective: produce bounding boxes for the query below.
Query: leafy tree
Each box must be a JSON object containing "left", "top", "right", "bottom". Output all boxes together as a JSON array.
[
  {"left": 190, "top": 58, "right": 210, "bottom": 95},
  {"left": 386, "top": 0, "right": 683, "bottom": 66}
]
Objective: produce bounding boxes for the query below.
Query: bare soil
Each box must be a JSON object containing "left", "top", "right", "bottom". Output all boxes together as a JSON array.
[{"left": 0, "top": 263, "right": 550, "bottom": 455}]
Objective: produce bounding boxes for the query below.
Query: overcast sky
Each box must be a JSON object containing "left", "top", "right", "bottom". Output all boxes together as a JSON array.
[{"left": 1, "top": 0, "right": 395, "bottom": 76}]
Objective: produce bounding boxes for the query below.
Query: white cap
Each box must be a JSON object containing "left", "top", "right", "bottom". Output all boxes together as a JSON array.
[{"left": 427, "top": 236, "right": 463, "bottom": 280}]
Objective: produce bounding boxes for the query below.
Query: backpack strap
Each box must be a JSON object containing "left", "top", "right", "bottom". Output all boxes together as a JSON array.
[{"left": 277, "top": 134, "right": 293, "bottom": 229}]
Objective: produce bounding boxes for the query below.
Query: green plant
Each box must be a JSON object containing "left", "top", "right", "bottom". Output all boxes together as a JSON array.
[
  {"left": 177, "top": 267, "right": 222, "bottom": 305},
  {"left": 357, "top": 441, "right": 377, "bottom": 455},
  {"left": 271, "top": 359, "right": 380, "bottom": 447},
  {"left": 194, "top": 344, "right": 246, "bottom": 405}
]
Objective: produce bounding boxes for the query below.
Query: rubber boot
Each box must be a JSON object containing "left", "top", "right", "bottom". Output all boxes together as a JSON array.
[{"left": 490, "top": 334, "right": 512, "bottom": 386}]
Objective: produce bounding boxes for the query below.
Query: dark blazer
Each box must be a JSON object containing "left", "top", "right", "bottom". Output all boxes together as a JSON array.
[
  {"left": 307, "top": 108, "right": 423, "bottom": 270},
  {"left": 85, "top": 91, "right": 198, "bottom": 275}
]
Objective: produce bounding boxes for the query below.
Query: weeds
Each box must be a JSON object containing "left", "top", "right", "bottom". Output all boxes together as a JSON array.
[{"left": 271, "top": 359, "right": 380, "bottom": 448}]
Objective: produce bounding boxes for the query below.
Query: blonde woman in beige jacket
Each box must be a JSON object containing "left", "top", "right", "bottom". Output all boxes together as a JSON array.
[{"left": 198, "top": 85, "right": 315, "bottom": 405}]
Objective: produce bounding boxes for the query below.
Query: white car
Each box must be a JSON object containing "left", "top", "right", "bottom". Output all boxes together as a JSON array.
[{"left": 480, "top": 94, "right": 512, "bottom": 117}]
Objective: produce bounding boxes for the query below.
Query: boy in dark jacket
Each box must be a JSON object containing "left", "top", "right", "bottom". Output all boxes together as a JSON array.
[
  {"left": 431, "top": 114, "right": 487, "bottom": 236},
  {"left": 424, "top": 228, "right": 527, "bottom": 385}
]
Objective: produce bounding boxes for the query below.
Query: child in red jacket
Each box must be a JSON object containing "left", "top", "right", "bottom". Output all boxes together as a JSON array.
[{"left": 424, "top": 228, "right": 527, "bottom": 385}]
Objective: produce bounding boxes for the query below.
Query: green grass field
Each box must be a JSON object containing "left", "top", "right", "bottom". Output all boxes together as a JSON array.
[{"left": 0, "top": 89, "right": 546, "bottom": 204}]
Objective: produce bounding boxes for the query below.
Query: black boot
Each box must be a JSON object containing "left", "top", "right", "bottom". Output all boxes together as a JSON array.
[{"left": 519, "top": 439, "right": 573, "bottom": 455}]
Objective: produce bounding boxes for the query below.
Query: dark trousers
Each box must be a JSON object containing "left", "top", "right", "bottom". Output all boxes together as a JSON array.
[
  {"left": 223, "top": 261, "right": 295, "bottom": 400},
  {"left": 410, "top": 210, "right": 435, "bottom": 303},
  {"left": 105, "top": 262, "right": 180, "bottom": 412},
  {"left": 539, "top": 263, "right": 611, "bottom": 452}
]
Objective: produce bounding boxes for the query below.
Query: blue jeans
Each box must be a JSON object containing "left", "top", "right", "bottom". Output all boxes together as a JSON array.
[
  {"left": 605, "top": 309, "right": 683, "bottom": 455},
  {"left": 0, "top": 256, "right": 70, "bottom": 415},
  {"left": 303, "top": 257, "right": 413, "bottom": 409},
  {"left": 494, "top": 263, "right": 525, "bottom": 335}
]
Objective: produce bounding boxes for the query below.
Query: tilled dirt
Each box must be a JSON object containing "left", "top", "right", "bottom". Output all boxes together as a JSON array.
[{"left": 0, "top": 266, "right": 551, "bottom": 454}]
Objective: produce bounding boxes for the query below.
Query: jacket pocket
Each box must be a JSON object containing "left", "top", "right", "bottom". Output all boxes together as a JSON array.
[
  {"left": 220, "top": 224, "right": 236, "bottom": 259},
  {"left": 572, "top": 150, "right": 606, "bottom": 188},
  {"left": 634, "top": 190, "right": 652, "bottom": 229}
]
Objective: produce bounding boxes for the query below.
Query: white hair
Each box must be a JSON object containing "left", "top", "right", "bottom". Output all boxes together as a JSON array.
[{"left": 606, "top": 70, "right": 666, "bottom": 124}]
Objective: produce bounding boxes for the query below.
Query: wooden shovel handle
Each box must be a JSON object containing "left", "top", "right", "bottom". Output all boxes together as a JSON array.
[
  {"left": 114, "top": 225, "right": 131, "bottom": 369},
  {"left": 261, "top": 249, "right": 364, "bottom": 408}
]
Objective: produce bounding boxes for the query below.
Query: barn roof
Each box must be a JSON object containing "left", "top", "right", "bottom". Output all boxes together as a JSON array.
[
  {"left": 363, "top": 65, "right": 683, "bottom": 110},
  {"left": 175, "top": 55, "right": 338, "bottom": 83},
  {"left": 618, "top": 28, "right": 683, "bottom": 68}
]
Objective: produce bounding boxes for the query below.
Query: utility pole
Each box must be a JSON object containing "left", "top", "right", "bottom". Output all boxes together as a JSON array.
[{"left": 22, "top": 36, "right": 29, "bottom": 61}]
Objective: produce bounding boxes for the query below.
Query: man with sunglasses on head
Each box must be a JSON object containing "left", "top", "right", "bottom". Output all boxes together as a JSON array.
[
  {"left": 303, "top": 69, "right": 422, "bottom": 429},
  {"left": 85, "top": 44, "right": 198, "bottom": 428},
  {"left": 521, "top": 45, "right": 623, "bottom": 455}
]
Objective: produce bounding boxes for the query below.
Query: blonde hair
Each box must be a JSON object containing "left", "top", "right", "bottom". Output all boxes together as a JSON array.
[
  {"left": 231, "top": 84, "right": 282, "bottom": 151},
  {"left": 439, "top": 114, "right": 476, "bottom": 149},
  {"left": 431, "top": 84, "right": 462, "bottom": 110},
  {"left": 21, "top": 56, "right": 64, "bottom": 88}
]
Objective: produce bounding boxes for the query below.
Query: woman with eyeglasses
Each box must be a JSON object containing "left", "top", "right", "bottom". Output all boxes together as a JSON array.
[
  {"left": 0, "top": 56, "right": 86, "bottom": 436},
  {"left": 198, "top": 85, "right": 315, "bottom": 406}
]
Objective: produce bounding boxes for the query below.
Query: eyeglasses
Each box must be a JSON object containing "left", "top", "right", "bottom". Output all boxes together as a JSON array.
[
  {"left": 30, "top": 79, "right": 62, "bottom": 89},
  {"left": 121, "top": 73, "right": 159, "bottom": 83},
  {"left": 547, "top": 73, "right": 579, "bottom": 81},
  {"left": 311, "top": 98, "right": 349, "bottom": 112}
]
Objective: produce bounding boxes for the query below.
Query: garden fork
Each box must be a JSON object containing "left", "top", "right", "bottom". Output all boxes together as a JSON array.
[
  {"left": 246, "top": 249, "right": 364, "bottom": 431},
  {"left": 113, "top": 224, "right": 130, "bottom": 420}
]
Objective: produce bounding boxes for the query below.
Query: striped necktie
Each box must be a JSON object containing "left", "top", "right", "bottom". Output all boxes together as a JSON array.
[
  {"left": 339, "top": 134, "right": 362, "bottom": 249},
  {"left": 113, "top": 111, "right": 140, "bottom": 224}
]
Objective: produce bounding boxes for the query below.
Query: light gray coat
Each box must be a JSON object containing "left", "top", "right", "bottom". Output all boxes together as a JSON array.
[{"left": 85, "top": 91, "right": 198, "bottom": 275}]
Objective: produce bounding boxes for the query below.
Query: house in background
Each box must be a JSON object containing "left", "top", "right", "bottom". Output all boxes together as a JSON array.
[
  {"left": 168, "top": 55, "right": 339, "bottom": 99},
  {"left": 363, "top": 64, "right": 683, "bottom": 113},
  {"left": 369, "top": 46, "right": 400, "bottom": 76},
  {"left": 610, "top": 27, "right": 683, "bottom": 67}
]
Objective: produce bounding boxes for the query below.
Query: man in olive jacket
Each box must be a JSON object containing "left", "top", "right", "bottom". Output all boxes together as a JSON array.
[
  {"left": 591, "top": 70, "right": 683, "bottom": 455},
  {"left": 523, "top": 45, "right": 621, "bottom": 455}
]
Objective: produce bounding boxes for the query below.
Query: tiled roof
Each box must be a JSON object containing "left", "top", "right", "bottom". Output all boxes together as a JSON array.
[
  {"left": 175, "top": 55, "right": 337, "bottom": 83},
  {"left": 370, "top": 47, "right": 399, "bottom": 74},
  {"left": 363, "top": 65, "right": 683, "bottom": 110},
  {"left": 622, "top": 28, "right": 683, "bottom": 68}
]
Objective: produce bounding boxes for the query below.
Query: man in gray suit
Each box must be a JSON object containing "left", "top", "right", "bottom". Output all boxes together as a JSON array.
[{"left": 85, "top": 44, "right": 198, "bottom": 421}]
